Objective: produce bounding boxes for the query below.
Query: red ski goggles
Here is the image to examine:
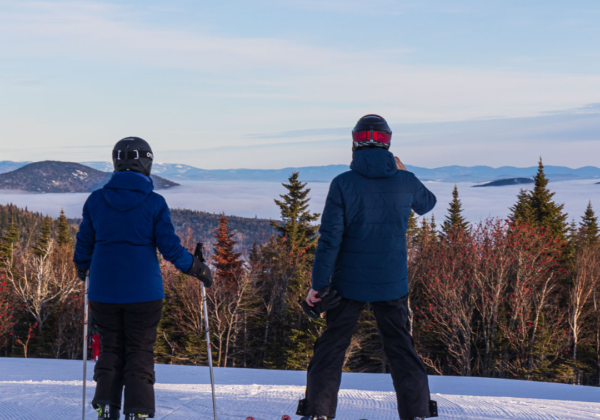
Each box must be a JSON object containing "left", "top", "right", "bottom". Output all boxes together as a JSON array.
[{"left": 352, "top": 130, "right": 392, "bottom": 144}]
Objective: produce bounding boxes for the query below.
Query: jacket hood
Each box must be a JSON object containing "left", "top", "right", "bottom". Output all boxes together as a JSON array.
[
  {"left": 102, "top": 172, "right": 154, "bottom": 212},
  {"left": 350, "top": 149, "right": 398, "bottom": 179}
]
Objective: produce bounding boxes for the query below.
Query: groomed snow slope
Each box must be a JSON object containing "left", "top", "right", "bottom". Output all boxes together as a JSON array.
[{"left": 0, "top": 358, "right": 599, "bottom": 419}]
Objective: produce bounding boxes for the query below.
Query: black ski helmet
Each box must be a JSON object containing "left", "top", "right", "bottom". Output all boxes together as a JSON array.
[
  {"left": 352, "top": 114, "right": 392, "bottom": 152},
  {"left": 112, "top": 137, "right": 153, "bottom": 176}
]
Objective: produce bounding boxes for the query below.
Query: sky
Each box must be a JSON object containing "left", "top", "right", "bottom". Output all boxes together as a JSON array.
[{"left": 1, "top": 0, "right": 599, "bottom": 169}]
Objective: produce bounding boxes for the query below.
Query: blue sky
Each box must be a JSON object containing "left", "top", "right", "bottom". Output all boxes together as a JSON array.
[{"left": 1, "top": 0, "right": 599, "bottom": 169}]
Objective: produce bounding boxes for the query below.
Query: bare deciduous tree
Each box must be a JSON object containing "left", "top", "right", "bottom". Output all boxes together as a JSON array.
[
  {"left": 569, "top": 242, "right": 600, "bottom": 384},
  {"left": 5, "top": 240, "right": 80, "bottom": 333}
]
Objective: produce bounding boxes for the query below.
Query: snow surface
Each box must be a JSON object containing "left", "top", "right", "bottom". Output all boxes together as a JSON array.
[{"left": 0, "top": 358, "right": 598, "bottom": 419}]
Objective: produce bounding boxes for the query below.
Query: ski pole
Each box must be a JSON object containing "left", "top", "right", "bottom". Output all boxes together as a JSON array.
[
  {"left": 194, "top": 242, "right": 217, "bottom": 420},
  {"left": 82, "top": 273, "right": 90, "bottom": 420}
]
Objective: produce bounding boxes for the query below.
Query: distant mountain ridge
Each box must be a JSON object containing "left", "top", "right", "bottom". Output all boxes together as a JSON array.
[
  {"left": 473, "top": 178, "right": 535, "bottom": 188},
  {"left": 1, "top": 161, "right": 599, "bottom": 184},
  {"left": 82, "top": 161, "right": 600, "bottom": 183},
  {"left": 0, "top": 161, "right": 31, "bottom": 174},
  {"left": 0, "top": 161, "right": 178, "bottom": 193}
]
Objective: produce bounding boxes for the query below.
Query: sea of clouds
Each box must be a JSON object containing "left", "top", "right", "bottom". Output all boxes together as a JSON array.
[{"left": 0, "top": 180, "right": 597, "bottom": 226}]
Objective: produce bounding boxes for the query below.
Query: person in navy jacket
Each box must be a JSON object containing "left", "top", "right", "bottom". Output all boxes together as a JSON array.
[
  {"left": 74, "top": 137, "right": 212, "bottom": 420},
  {"left": 298, "top": 116, "right": 437, "bottom": 420}
]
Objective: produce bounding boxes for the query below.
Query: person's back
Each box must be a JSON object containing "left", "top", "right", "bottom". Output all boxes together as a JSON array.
[
  {"left": 74, "top": 137, "right": 212, "bottom": 420},
  {"left": 313, "top": 147, "right": 436, "bottom": 302},
  {"left": 300, "top": 115, "right": 438, "bottom": 420},
  {"left": 81, "top": 171, "right": 189, "bottom": 303}
]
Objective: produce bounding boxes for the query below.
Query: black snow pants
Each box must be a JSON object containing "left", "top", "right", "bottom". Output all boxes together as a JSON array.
[
  {"left": 90, "top": 299, "right": 163, "bottom": 418},
  {"left": 305, "top": 295, "right": 431, "bottom": 419}
]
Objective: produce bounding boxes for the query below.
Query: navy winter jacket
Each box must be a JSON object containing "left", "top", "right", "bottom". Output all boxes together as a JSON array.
[
  {"left": 312, "top": 149, "right": 437, "bottom": 302},
  {"left": 73, "top": 172, "right": 193, "bottom": 304}
]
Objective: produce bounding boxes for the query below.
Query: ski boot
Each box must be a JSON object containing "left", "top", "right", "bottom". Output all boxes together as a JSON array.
[
  {"left": 403, "top": 399, "right": 438, "bottom": 419},
  {"left": 125, "top": 414, "right": 150, "bottom": 419},
  {"left": 300, "top": 417, "right": 328, "bottom": 420},
  {"left": 94, "top": 404, "right": 120, "bottom": 419}
]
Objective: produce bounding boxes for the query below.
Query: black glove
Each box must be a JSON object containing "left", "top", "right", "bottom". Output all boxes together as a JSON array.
[
  {"left": 76, "top": 265, "right": 87, "bottom": 282},
  {"left": 301, "top": 287, "right": 342, "bottom": 319},
  {"left": 186, "top": 256, "right": 213, "bottom": 288}
]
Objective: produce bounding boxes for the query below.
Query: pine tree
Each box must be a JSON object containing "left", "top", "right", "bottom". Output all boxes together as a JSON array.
[
  {"left": 407, "top": 210, "right": 419, "bottom": 243},
  {"left": 249, "top": 240, "right": 260, "bottom": 266},
  {"left": 271, "top": 172, "right": 320, "bottom": 253},
  {"left": 0, "top": 217, "right": 20, "bottom": 263},
  {"left": 530, "top": 158, "right": 568, "bottom": 237},
  {"left": 212, "top": 215, "right": 244, "bottom": 285},
  {"left": 57, "top": 209, "right": 71, "bottom": 246},
  {"left": 579, "top": 202, "right": 599, "bottom": 245},
  {"left": 566, "top": 219, "right": 579, "bottom": 255},
  {"left": 414, "top": 216, "right": 437, "bottom": 245},
  {"left": 442, "top": 185, "right": 469, "bottom": 235},
  {"left": 33, "top": 216, "right": 52, "bottom": 257},
  {"left": 510, "top": 189, "right": 535, "bottom": 225},
  {"left": 509, "top": 159, "right": 568, "bottom": 238}
]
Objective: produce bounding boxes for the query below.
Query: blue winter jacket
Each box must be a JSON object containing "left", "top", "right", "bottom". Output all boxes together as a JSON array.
[
  {"left": 73, "top": 172, "right": 193, "bottom": 303},
  {"left": 312, "top": 149, "right": 437, "bottom": 302}
]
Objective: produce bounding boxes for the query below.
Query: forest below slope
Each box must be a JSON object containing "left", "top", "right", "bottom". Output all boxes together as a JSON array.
[{"left": 1, "top": 163, "right": 600, "bottom": 388}]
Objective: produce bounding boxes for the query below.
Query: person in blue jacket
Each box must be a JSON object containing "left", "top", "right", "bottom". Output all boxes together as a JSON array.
[
  {"left": 297, "top": 115, "right": 438, "bottom": 420},
  {"left": 74, "top": 137, "right": 212, "bottom": 420}
]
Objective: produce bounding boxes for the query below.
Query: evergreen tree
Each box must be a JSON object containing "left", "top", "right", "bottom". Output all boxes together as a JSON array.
[
  {"left": 0, "top": 217, "right": 20, "bottom": 263},
  {"left": 268, "top": 173, "right": 322, "bottom": 368},
  {"left": 406, "top": 210, "right": 419, "bottom": 244},
  {"left": 271, "top": 172, "right": 320, "bottom": 253},
  {"left": 33, "top": 216, "right": 52, "bottom": 257},
  {"left": 566, "top": 219, "right": 579, "bottom": 255},
  {"left": 430, "top": 214, "right": 437, "bottom": 234},
  {"left": 212, "top": 215, "right": 244, "bottom": 285},
  {"left": 249, "top": 240, "right": 260, "bottom": 266},
  {"left": 509, "top": 159, "right": 568, "bottom": 238},
  {"left": 57, "top": 209, "right": 71, "bottom": 246},
  {"left": 414, "top": 216, "right": 437, "bottom": 245},
  {"left": 442, "top": 185, "right": 469, "bottom": 235},
  {"left": 579, "top": 202, "right": 599, "bottom": 245},
  {"left": 510, "top": 189, "right": 535, "bottom": 225},
  {"left": 530, "top": 158, "right": 568, "bottom": 237}
]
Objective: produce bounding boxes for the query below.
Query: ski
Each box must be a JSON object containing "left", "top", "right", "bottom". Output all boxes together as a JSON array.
[{"left": 245, "top": 416, "right": 291, "bottom": 420}]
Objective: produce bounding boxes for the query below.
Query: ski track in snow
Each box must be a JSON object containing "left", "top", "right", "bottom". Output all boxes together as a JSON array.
[{"left": 1, "top": 380, "right": 600, "bottom": 420}]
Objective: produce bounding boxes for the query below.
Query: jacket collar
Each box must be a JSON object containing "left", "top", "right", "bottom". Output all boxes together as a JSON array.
[{"left": 350, "top": 149, "right": 398, "bottom": 179}]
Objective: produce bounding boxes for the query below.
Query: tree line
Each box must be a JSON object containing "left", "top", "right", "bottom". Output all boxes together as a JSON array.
[{"left": 1, "top": 160, "right": 599, "bottom": 387}]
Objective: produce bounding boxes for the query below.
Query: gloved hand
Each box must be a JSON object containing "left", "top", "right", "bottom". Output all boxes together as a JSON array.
[
  {"left": 186, "top": 256, "right": 213, "bottom": 288},
  {"left": 301, "top": 287, "right": 342, "bottom": 319},
  {"left": 76, "top": 265, "right": 88, "bottom": 282}
]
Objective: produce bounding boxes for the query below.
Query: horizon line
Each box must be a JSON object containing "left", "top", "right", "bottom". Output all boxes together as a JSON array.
[{"left": 2, "top": 160, "right": 600, "bottom": 172}]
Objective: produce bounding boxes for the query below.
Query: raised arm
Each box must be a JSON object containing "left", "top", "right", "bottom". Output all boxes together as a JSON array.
[{"left": 412, "top": 176, "right": 437, "bottom": 216}]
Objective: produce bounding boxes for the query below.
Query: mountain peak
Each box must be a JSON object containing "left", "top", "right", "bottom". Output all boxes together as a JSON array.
[{"left": 0, "top": 161, "right": 178, "bottom": 193}]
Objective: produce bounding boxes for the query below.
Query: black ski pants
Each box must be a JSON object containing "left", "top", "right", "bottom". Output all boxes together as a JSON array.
[
  {"left": 90, "top": 299, "right": 163, "bottom": 418},
  {"left": 306, "top": 295, "right": 431, "bottom": 419}
]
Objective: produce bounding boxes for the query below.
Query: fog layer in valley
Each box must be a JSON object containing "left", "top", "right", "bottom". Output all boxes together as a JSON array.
[{"left": 0, "top": 180, "right": 597, "bottom": 225}]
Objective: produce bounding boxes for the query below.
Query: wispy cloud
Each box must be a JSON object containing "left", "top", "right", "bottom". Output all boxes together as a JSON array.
[
  {"left": 1, "top": 0, "right": 599, "bottom": 170},
  {"left": 543, "top": 102, "right": 600, "bottom": 115},
  {"left": 3, "top": 0, "right": 600, "bottom": 122},
  {"left": 273, "top": 0, "right": 407, "bottom": 14},
  {"left": 0, "top": 1, "right": 352, "bottom": 73}
]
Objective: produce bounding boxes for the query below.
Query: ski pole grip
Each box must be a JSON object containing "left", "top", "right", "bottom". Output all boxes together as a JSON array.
[{"left": 194, "top": 242, "right": 206, "bottom": 263}]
